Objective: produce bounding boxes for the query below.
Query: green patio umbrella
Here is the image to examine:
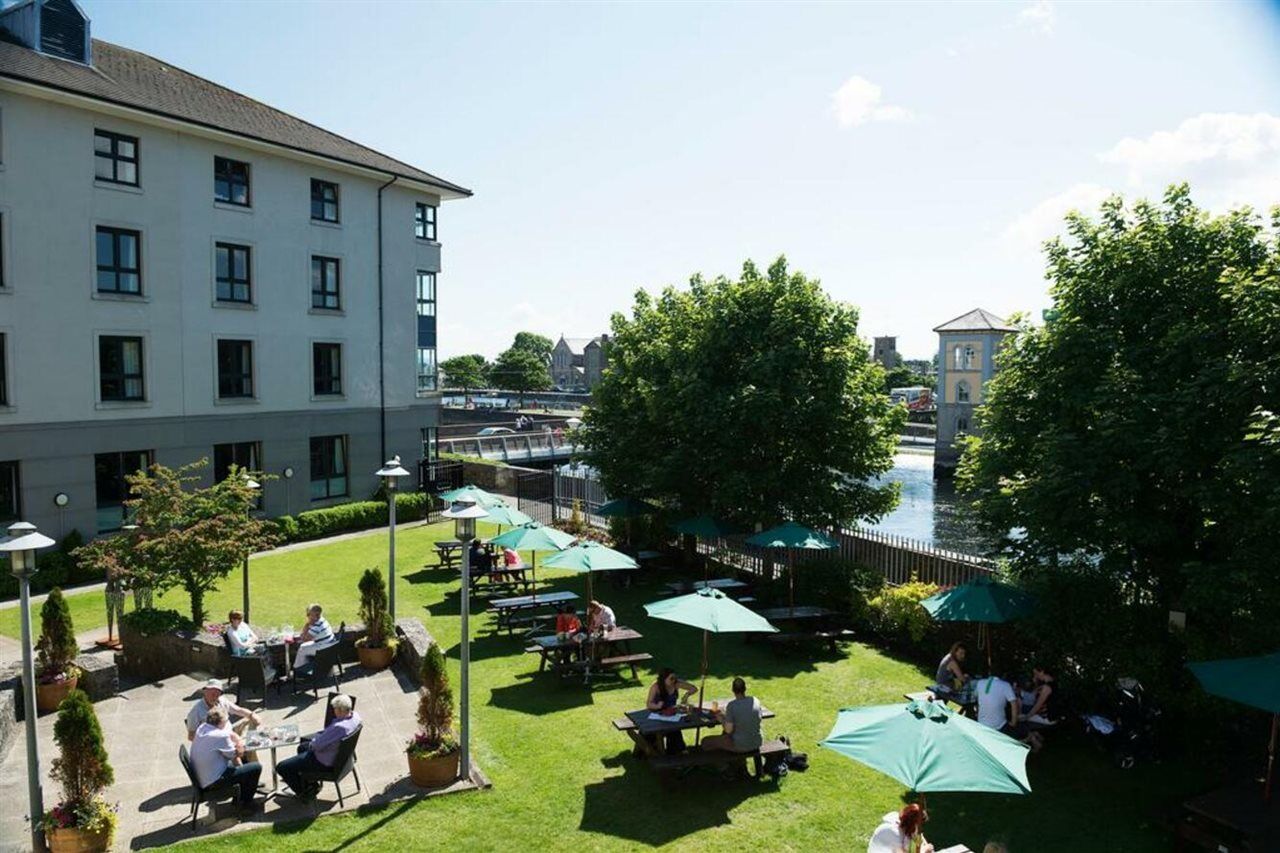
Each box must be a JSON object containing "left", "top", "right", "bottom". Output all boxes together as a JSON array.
[
  {"left": 438, "top": 484, "right": 507, "bottom": 508},
  {"left": 671, "top": 515, "right": 738, "bottom": 581},
  {"left": 645, "top": 589, "right": 777, "bottom": 742},
  {"left": 745, "top": 521, "right": 838, "bottom": 613},
  {"left": 599, "top": 496, "right": 660, "bottom": 552},
  {"left": 920, "top": 575, "right": 1036, "bottom": 671},
  {"left": 542, "top": 541, "right": 638, "bottom": 602},
  {"left": 487, "top": 522, "right": 576, "bottom": 594},
  {"left": 820, "top": 698, "right": 1031, "bottom": 797},
  {"left": 1189, "top": 651, "right": 1280, "bottom": 800},
  {"left": 481, "top": 501, "right": 534, "bottom": 530}
]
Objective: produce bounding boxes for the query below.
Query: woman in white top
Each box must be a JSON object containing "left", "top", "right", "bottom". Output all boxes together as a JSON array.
[
  {"left": 225, "top": 610, "right": 260, "bottom": 656},
  {"left": 868, "top": 804, "right": 933, "bottom": 853}
]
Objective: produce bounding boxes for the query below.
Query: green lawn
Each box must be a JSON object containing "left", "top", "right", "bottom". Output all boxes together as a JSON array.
[{"left": 10, "top": 522, "right": 1212, "bottom": 850}]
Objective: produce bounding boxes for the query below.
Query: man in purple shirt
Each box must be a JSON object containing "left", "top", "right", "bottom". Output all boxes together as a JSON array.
[{"left": 279, "top": 694, "right": 361, "bottom": 801}]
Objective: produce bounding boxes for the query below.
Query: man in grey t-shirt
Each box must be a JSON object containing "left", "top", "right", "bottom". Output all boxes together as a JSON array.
[{"left": 703, "top": 677, "right": 763, "bottom": 753}]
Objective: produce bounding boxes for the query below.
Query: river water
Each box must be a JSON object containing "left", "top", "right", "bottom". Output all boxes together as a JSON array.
[{"left": 867, "top": 450, "right": 992, "bottom": 555}]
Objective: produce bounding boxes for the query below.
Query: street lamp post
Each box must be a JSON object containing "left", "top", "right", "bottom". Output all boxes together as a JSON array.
[
  {"left": 242, "top": 472, "right": 260, "bottom": 623},
  {"left": 376, "top": 456, "right": 410, "bottom": 621},
  {"left": 1, "top": 520, "right": 57, "bottom": 853},
  {"left": 440, "top": 497, "right": 489, "bottom": 784}
]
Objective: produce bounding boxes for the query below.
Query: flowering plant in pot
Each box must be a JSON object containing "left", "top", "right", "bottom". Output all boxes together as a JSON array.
[
  {"left": 36, "top": 588, "right": 81, "bottom": 712},
  {"left": 39, "top": 689, "right": 117, "bottom": 852},
  {"left": 355, "top": 568, "right": 397, "bottom": 670},
  {"left": 406, "top": 643, "right": 460, "bottom": 786}
]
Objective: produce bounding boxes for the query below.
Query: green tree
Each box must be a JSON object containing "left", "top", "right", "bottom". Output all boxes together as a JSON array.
[
  {"left": 440, "top": 354, "right": 490, "bottom": 392},
  {"left": 959, "top": 186, "right": 1280, "bottom": 654},
  {"left": 49, "top": 689, "right": 114, "bottom": 807},
  {"left": 883, "top": 364, "right": 928, "bottom": 393},
  {"left": 582, "top": 256, "right": 904, "bottom": 528},
  {"left": 357, "top": 567, "right": 394, "bottom": 649},
  {"left": 76, "top": 460, "right": 281, "bottom": 625},
  {"left": 37, "top": 588, "right": 78, "bottom": 679},
  {"left": 510, "top": 332, "right": 553, "bottom": 364},
  {"left": 490, "top": 347, "right": 553, "bottom": 406}
]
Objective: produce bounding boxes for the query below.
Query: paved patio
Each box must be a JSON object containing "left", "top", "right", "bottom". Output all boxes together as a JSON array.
[{"left": 0, "top": 664, "right": 486, "bottom": 851}]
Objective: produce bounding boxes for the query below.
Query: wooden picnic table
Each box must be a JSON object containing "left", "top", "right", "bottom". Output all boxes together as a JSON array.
[
  {"left": 613, "top": 698, "right": 776, "bottom": 758},
  {"left": 755, "top": 605, "right": 837, "bottom": 622},
  {"left": 525, "top": 626, "right": 651, "bottom": 683},
  {"left": 662, "top": 578, "right": 750, "bottom": 596},
  {"left": 434, "top": 540, "right": 463, "bottom": 568},
  {"left": 488, "top": 590, "right": 579, "bottom": 635},
  {"left": 465, "top": 563, "right": 534, "bottom": 595},
  {"left": 1177, "top": 780, "right": 1279, "bottom": 851},
  {"left": 752, "top": 606, "right": 853, "bottom": 650}
]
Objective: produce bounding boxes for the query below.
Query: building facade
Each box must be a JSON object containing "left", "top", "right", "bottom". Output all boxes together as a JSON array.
[
  {"left": 872, "top": 336, "right": 901, "bottom": 369},
  {"left": 551, "top": 335, "right": 608, "bottom": 391},
  {"left": 932, "top": 308, "right": 1016, "bottom": 474},
  {"left": 0, "top": 0, "right": 470, "bottom": 539}
]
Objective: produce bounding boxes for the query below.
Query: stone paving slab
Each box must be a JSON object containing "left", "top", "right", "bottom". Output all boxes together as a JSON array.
[{"left": 0, "top": 666, "right": 487, "bottom": 851}]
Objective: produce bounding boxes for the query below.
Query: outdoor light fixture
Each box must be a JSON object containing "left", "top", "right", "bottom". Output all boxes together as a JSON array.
[
  {"left": 282, "top": 467, "right": 294, "bottom": 479},
  {"left": 437, "top": 497, "right": 489, "bottom": 787},
  {"left": 1, "top": 521, "right": 57, "bottom": 853},
  {"left": 442, "top": 496, "right": 488, "bottom": 543},
  {"left": 242, "top": 472, "right": 260, "bottom": 622},
  {"left": 53, "top": 492, "right": 69, "bottom": 507},
  {"left": 376, "top": 456, "right": 410, "bottom": 620}
]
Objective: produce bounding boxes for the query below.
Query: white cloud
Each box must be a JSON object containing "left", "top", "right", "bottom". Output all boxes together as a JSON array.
[
  {"left": 829, "top": 76, "right": 912, "bottom": 128},
  {"left": 1002, "top": 183, "right": 1112, "bottom": 249},
  {"left": 1099, "top": 112, "right": 1280, "bottom": 182},
  {"left": 1016, "top": 1, "right": 1056, "bottom": 35}
]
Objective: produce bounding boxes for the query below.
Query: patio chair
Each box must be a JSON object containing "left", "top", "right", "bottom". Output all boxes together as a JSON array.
[
  {"left": 231, "top": 654, "right": 280, "bottom": 703},
  {"left": 300, "top": 693, "right": 360, "bottom": 744},
  {"left": 296, "top": 724, "right": 363, "bottom": 808},
  {"left": 293, "top": 642, "right": 342, "bottom": 698},
  {"left": 178, "top": 744, "right": 238, "bottom": 832}
]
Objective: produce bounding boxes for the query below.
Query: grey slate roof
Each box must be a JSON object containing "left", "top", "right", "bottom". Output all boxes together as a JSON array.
[
  {"left": 932, "top": 308, "right": 1017, "bottom": 333},
  {"left": 0, "top": 36, "right": 471, "bottom": 196},
  {"left": 558, "top": 336, "right": 601, "bottom": 355}
]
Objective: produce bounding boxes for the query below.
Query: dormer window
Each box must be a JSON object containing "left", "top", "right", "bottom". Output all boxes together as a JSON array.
[{"left": 0, "top": 0, "right": 93, "bottom": 65}]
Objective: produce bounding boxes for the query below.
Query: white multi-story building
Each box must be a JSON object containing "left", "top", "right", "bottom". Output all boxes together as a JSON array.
[{"left": 0, "top": 0, "right": 470, "bottom": 538}]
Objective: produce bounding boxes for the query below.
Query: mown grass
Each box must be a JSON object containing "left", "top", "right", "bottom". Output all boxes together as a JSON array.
[{"left": 7, "top": 521, "right": 1215, "bottom": 850}]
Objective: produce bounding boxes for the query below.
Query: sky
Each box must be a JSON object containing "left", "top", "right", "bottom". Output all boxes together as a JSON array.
[{"left": 80, "top": 0, "right": 1280, "bottom": 361}]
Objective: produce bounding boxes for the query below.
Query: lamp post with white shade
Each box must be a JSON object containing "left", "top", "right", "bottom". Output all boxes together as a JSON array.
[
  {"left": 376, "top": 456, "right": 410, "bottom": 620},
  {"left": 441, "top": 497, "right": 489, "bottom": 783},
  {"left": 241, "top": 471, "right": 260, "bottom": 623},
  {"left": 1, "top": 520, "right": 57, "bottom": 853}
]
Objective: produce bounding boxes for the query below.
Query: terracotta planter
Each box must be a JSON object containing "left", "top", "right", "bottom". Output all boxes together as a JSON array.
[
  {"left": 47, "top": 825, "right": 110, "bottom": 853},
  {"left": 36, "top": 676, "right": 78, "bottom": 713},
  {"left": 356, "top": 643, "right": 395, "bottom": 671},
  {"left": 407, "top": 749, "right": 460, "bottom": 788}
]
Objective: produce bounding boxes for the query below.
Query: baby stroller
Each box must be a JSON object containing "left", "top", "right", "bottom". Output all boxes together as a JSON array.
[{"left": 1082, "top": 677, "right": 1161, "bottom": 769}]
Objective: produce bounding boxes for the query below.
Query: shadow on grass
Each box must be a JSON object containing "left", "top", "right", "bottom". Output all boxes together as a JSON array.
[
  {"left": 444, "top": 631, "right": 529, "bottom": 664},
  {"left": 487, "top": 676, "right": 595, "bottom": 715},
  {"left": 402, "top": 566, "right": 456, "bottom": 586},
  {"left": 579, "top": 764, "right": 778, "bottom": 844},
  {"left": 271, "top": 797, "right": 418, "bottom": 851}
]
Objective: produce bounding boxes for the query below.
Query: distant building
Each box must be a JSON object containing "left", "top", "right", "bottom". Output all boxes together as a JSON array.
[
  {"left": 933, "top": 309, "right": 1017, "bottom": 473},
  {"left": 873, "top": 336, "right": 901, "bottom": 369},
  {"left": 552, "top": 335, "right": 609, "bottom": 391}
]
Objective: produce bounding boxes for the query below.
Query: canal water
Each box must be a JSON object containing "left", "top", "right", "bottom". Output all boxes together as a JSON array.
[{"left": 868, "top": 450, "right": 992, "bottom": 555}]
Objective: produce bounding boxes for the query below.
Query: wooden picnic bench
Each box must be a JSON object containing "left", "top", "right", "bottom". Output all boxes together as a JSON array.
[
  {"left": 648, "top": 738, "right": 788, "bottom": 779},
  {"left": 752, "top": 606, "right": 851, "bottom": 650},
  {"left": 433, "top": 540, "right": 463, "bottom": 569},
  {"left": 661, "top": 578, "right": 751, "bottom": 597},
  {"left": 524, "top": 627, "right": 651, "bottom": 682},
  {"left": 488, "top": 590, "right": 579, "bottom": 636},
  {"left": 613, "top": 699, "right": 776, "bottom": 757}
]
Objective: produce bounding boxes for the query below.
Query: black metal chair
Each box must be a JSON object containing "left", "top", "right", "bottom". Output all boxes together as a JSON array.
[
  {"left": 231, "top": 654, "right": 280, "bottom": 703},
  {"left": 301, "top": 693, "right": 360, "bottom": 744},
  {"left": 178, "top": 744, "right": 237, "bottom": 832},
  {"left": 293, "top": 642, "right": 342, "bottom": 697},
  {"left": 297, "top": 724, "right": 363, "bottom": 807}
]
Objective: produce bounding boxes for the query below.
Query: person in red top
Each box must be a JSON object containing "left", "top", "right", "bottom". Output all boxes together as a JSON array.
[{"left": 555, "top": 604, "right": 582, "bottom": 635}]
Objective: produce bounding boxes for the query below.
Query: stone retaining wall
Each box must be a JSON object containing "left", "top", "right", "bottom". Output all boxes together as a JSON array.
[{"left": 393, "top": 618, "right": 436, "bottom": 685}]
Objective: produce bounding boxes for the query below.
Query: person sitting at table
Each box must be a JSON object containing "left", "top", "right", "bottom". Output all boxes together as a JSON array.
[
  {"left": 293, "top": 603, "right": 338, "bottom": 670},
  {"left": 644, "top": 668, "right": 699, "bottom": 754},
  {"left": 702, "top": 677, "right": 763, "bottom": 754},
  {"left": 1020, "top": 664, "right": 1058, "bottom": 724},
  {"left": 555, "top": 604, "right": 582, "bottom": 636},
  {"left": 586, "top": 599, "right": 617, "bottom": 635},
  {"left": 935, "top": 641, "right": 970, "bottom": 691},
  {"left": 469, "top": 539, "right": 492, "bottom": 577},
  {"left": 185, "top": 678, "right": 259, "bottom": 742},
  {"left": 868, "top": 803, "right": 933, "bottom": 853},
  {"left": 278, "top": 693, "right": 361, "bottom": 803},
  {"left": 190, "top": 706, "right": 262, "bottom": 817},
  {"left": 975, "top": 671, "right": 1043, "bottom": 751},
  {"left": 225, "top": 609, "right": 263, "bottom": 657},
  {"left": 501, "top": 545, "right": 522, "bottom": 579}
]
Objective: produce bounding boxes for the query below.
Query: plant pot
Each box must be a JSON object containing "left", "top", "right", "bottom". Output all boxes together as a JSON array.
[
  {"left": 407, "top": 749, "right": 460, "bottom": 788},
  {"left": 47, "top": 825, "right": 110, "bottom": 853},
  {"left": 356, "top": 644, "right": 395, "bottom": 671},
  {"left": 36, "top": 676, "right": 78, "bottom": 713}
]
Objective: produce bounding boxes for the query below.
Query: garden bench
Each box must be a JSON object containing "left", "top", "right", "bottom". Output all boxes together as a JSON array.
[
  {"left": 647, "top": 738, "right": 788, "bottom": 779},
  {"left": 763, "top": 628, "right": 854, "bottom": 651},
  {"left": 597, "top": 652, "right": 653, "bottom": 680}
]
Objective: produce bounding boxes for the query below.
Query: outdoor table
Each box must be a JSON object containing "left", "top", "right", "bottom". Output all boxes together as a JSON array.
[
  {"left": 905, "top": 687, "right": 978, "bottom": 717},
  {"left": 467, "top": 563, "right": 533, "bottom": 595},
  {"left": 662, "top": 578, "right": 750, "bottom": 596},
  {"left": 241, "top": 723, "right": 300, "bottom": 790},
  {"left": 754, "top": 605, "right": 836, "bottom": 622},
  {"left": 1178, "top": 780, "right": 1279, "bottom": 851},
  {"left": 527, "top": 627, "right": 642, "bottom": 680},
  {"left": 264, "top": 635, "right": 299, "bottom": 677},
  {"left": 615, "top": 698, "right": 775, "bottom": 758},
  {"left": 434, "top": 540, "right": 463, "bottom": 568},
  {"left": 489, "top": 590, "right": 579, "bottom": 635}
]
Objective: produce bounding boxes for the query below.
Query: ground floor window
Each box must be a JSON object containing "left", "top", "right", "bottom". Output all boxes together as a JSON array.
[
  {"left": 0, "top": 461, "right": 19, "bottom": 523},
  {"left": 417, "top": 347, "right": 437, "bottom": 393},
  {"left": 309, "top": 435, "right": 348, "bottom": 501},
  {"left": 95, "top": 449, "right": 152, "bottom": 533},
  {"left": 421, "top": 427, "right": 439, "bottom": 463}
]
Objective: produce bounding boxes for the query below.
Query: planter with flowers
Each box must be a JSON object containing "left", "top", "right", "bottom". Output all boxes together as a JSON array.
[
  {"left": 36, "top": 588, "right": 81, "bottom": 713},
  {"left": 406, "top": 643, "right": 460, "bottom": 787},
  {"left": 355, "top": 568, "right": 398, "bottom": 671},
  {"left": 40, "top": 689, "right": 117, "bottom": 853}
]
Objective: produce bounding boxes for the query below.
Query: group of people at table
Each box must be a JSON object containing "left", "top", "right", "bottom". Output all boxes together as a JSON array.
[
  {"left": 224, "top": 603, "right": 338, "bottom": 670},
  {"left": 468, "top": 539, "right": 525, "bottom": 581},
  {"left": 643, "top": 670, "right": 765, "bottom": 755},
  {"left": 934, "top": 641, "right": 1058, "bottom": 751}
]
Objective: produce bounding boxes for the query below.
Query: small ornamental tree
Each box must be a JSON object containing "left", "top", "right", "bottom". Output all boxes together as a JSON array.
[
  {"left": 37, "top": 588, "right": 78, "bottom": 682},
  {"left": 42, "top": 689, "right": 117, "bottom": 843},
  {"left": 357, "top": 568, "right": 395, "bottom": 650},
  {"left": 408, "top": 643, "right": 457, "bottom": 758}
]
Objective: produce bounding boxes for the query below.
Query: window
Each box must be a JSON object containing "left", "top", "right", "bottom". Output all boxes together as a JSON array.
[
  {"left": 311, "top": 256, "right": 340, "bottom": 310},
  {"left": 95, "top": 226, "right": 141, "bottom": 294},
  {"left": 94, "top": 450, "right": 151, "bottom": 533},
  {"left": 217, "top": 339, "right": 254, "bottom": 399},
  {"left": 0, "top": 461, "right": 18, "bottom": 523},
  {"left": 94, "top": 130, "right": 139, "bottom": 185},
  {"left": 214, "top": 156, "right": 250, "bottom": 206},
  {"left": 953, "top": 344, "right": 976, "bottom": 371},
  {"left": 213, "top": 441, "right": 261, "bottom": 483},
  {"left": 99, "top": 336, "right": 144, "bottom": 401},
  {"left": 417, "top": 347, "right": 437, "bottom": 393},
  {"left": 215, "top": 243, "right": 252, "bottom": 303},
  {"left": 310, "top": 435, "right": 348, "bottom": 500},
  {"left": 956, "top": 417, "right": 969, "bottom": 434},
  {"left": 421, "top": 427, "right": 438, "bottom": 463},
  {"left": 313, "top": 343, "right": 342, "bottom": 396},
  {"left": 311, "top": 179, "right": 339, "bottom": 223},
  {"left": 416, "top": 271, "right": 436, "bottom": 316},
  {"left": 956, "top": 380, "right": 971, "bottom": 403},
  {"left": 0, "top": 333, "right": 6, "bottom": 406},
  {"left": 414, "top": 202, "right": 436, "bottom": 241}
]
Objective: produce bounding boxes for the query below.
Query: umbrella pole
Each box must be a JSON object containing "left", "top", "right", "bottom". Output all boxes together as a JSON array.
[
  {"left": 696, "top": 629, "right": 708, "bottom": 747},
  {"left": 788, "top": 551, "right": 795, "bottom": 617},
  {"left": 1267, "top": 713, "right": 1277, "bottom": 802},
  {"left": 986, "top": 623, "right": 993, "bottom": 673}
]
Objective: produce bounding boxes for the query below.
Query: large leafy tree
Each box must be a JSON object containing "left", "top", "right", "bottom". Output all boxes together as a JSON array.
[
  {"left": 76, "top": 460, "right": 281, "bottom": 625},
  {"left": 510, "top": 332, "right": 554, "bottom": 364},
  {"left": 440, "top": 354, "right": 490, "bottom": 392},
  {"left": 490, "top": 347, "right": 553, "bottom": 405},
  {"left": 959, "top": 186, "right": 1280, "bottom": 652},
  {"left": 582, "top": 256, "right": 903, "bottom": 528}
]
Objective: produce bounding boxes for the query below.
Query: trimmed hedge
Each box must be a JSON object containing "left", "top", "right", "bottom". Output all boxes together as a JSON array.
[{"left": 276, "top": 492, "right": 432, "bottom": 543}]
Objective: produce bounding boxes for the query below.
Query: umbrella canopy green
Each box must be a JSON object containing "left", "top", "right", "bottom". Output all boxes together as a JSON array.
[
  {"left": 598, "top": 496, "right": 660, "bottom": 518},
  {"left": 438, "top": 484, "right": 506, "bottom": 508},
  {"left": 543, "top": 541, "right": 638, "bottom": 601},
  {"left": 1189, "top": 652, "right": 1280, "bottom": 800},
  {"left": 820, "top": 699, "right": 1031, "bottom": 795},
  {"left": 745, "top": 521, "right": 838, "bottom": 611},
  {"left": 481, "top": 502, "right": 534, "bottom": 528},
  {"left": 487, "top": 522, "right": 576, "bottom": 590},
  {"left": 671, "top": 515, "right": 737, "bottom": 538},
  {"left": 920, "top": 575, "right": 1035, "bottom": 671},
  {"left": 645, "top": 588, "right": 777, "bottom": 743}
]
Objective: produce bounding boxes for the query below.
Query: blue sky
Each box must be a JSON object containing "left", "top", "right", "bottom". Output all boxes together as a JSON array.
[{"left": 83, "top": 0, "right": 1280, "bottom": 360}]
